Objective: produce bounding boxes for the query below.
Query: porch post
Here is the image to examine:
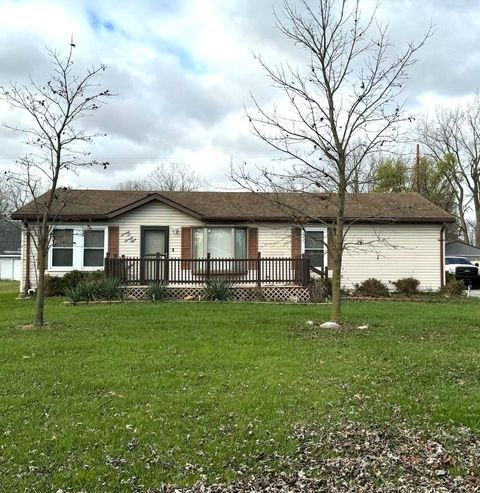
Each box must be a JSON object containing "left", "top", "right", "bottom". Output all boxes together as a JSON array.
[
  {"left": 164, "top": 252, "right": 169, "bottom": 285},
  {"left": 257, "top": 251, "right": 262, "bottom": 288},
  {"left": 121, "top": 255, "right": 126, "bottom": 284},
  {"left": 304, "top": 255, "right": 310, "bottom": 286},
  {"left": 206, "top": 252, "right": 211, "bottom": 281},
  {"left": 299, "top": 254, "right": 304, "bottom": 286},
  {"left": 155, "top": 252, "right": 160, "bottom": 283},
  {"left": 140, "top": 255, "right": 145, "bottom": 285}
]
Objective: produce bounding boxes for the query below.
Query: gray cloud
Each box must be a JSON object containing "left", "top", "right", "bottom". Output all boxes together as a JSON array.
[{"left": 1, "top": 0, "right": 480, "bottom": 190}]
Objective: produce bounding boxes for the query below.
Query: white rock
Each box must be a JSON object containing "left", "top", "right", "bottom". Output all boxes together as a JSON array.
[
  {"left": 305, "top": 320, "right": 314, "bottom": 325},
  {"left": 319, "top": 321, "right": 341, "bottom": 330},
  {"left": 357, "top": 324, "right": 369, "bottom": 330}
]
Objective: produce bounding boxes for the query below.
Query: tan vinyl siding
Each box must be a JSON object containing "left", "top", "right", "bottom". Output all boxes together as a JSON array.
[
  {"left": 109, "top": 201, "right": 203, "bottom": 258},
  {"left": 20, "top": 228, "right": 26, "bottom": 292},
  {"left": 258, "top": 224, "right": 292, "bottom": 257},
  {"left": 113, "top": 212, "right": 292, "bottom": 259},
  {"left": 22, "top": 227, "right": 40, "bottom": 292},
  {"left": 341, "top": 223, "right": 442, "bottom": 291}
]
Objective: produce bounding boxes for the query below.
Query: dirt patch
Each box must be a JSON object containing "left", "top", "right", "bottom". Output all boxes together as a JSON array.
[
  {"left": 15, "top": 323, "right": 36, "bottom": 331},
  {"left": 14, "top": 321, "right": 60, "bottom": 331},
  {"left": 291, "top": 321, "right": 364, "bottom": 339}
]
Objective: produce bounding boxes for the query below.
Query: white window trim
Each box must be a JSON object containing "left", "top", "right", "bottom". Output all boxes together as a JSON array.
[
  {"left": 301, "top": 226, "right": 328, "bottom": 270},
  {"left": 48, "top": 225, "right": 109, "bottom": 271},
  {"left": 193, "top": 226, "right": 247, "bottom": 258}
]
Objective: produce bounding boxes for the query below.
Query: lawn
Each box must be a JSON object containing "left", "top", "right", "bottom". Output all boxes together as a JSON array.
[{"left": 0, "top": 282, "right": 479, "bottom": 491}]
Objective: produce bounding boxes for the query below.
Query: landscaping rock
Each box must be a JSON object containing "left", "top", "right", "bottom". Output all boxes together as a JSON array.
[
  {"left": 183, "top": 295, "right": 197, "bottom": 301},
  {"left": 319, "top": 321, "right": 341, "bottom": 330}
]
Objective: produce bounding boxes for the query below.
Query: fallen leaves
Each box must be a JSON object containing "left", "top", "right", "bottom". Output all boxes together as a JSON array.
[{"left": 154, "top": 421, "right": 480, "bottom": 492}]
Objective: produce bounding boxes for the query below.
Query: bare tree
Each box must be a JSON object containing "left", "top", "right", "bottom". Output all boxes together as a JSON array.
[
  {"left": 417, "top": 102, "right": 480, "bottom": 244},
  {"left": 232, "top": 0, "right": 429, "bottom": 321},
  {"left": 0, "top": 45, "right": 112, "bottom": 327},
  {"left": 115, "top": 163, "right": 205, "bottom": 192},
  {"left": 0, "top": 173, "right": 44, "bottom": 220},
  {"left": 114, "top": 178, "right": 146, "bottom": 191}
]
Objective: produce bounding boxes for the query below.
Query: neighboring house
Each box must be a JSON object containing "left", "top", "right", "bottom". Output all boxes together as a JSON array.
[
  {"left": 446, "top": 239, "right": 480, "bottom": 264},
  {"left": 0, "top": 220, "right": 21, "bottom": 281},
  {"left": 11, "top": 190, "right": 454, "bottom": 296}
]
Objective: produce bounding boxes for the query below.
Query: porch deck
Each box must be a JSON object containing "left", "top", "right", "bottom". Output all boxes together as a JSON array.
[{"left": 105, "top": 253, "right": 327, "bottom": 288}]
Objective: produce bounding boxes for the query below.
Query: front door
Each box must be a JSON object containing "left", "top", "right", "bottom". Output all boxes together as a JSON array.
[{"left": 141, "top": 227, "right": 169, "bottom": 282}]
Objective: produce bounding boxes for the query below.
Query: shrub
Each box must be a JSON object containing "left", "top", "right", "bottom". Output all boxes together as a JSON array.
[
  {"left": 354, "top": 278, "right": 390, "bottom": 298},
  {"left": 63, "top": 285, "right": 83, "bottom": 304},
  {"left": 61, "top": 270, "right": 88, "bottom": 289},
  {"left": 147, "top": 282, "right": 168, "bottom": 301},
  {"left": 64, "top": 277, "right": 125, "bottom": 303},
  {"left": 440, "top": 279, "right": 465, "bottom": 296},
  {"left": 96, "top": 277, "right": 123, "bottom": 301},
  {"left": 445, "top": 272, "right": 456, "bottom": 284},
  {"left": 309, "top": 277, "right": 330, "bottom": 303},
  {"left": 76, "top": 281, "right": 98, "bottom": 302},
  {"left": 44, "top": 275, "right": 65, "bottom": 296},
  {"left": 45, "top": 270, "right": 104, "bottom": 297},
  {"left": 202, "top": 279, "right": 232, "bottom": 301},
  {"left": 392, "top": 277, "right": 420, "bottom": 296}
]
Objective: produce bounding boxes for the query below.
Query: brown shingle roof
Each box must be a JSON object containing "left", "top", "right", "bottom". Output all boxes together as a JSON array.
[{"left": 11, "top": 189, "right": 455, "bottom": 223}]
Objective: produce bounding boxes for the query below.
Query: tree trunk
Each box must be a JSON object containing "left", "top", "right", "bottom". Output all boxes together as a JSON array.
[
  {"left": 34, "top": 240, "right": 46, "bottom": 328},
  {"left": 330, "top": 221, "right": 344, "bottom": 322},
  {"left": 474, "top": 191, "right": 480, "bottom": 247},
  {"left": 330, "top": 170, "right": 346, "bottom": 322}
]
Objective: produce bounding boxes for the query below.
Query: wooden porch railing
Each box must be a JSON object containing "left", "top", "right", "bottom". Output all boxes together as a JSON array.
[{"left": 104, "top": 252, "right": 327, "bottom": 287}]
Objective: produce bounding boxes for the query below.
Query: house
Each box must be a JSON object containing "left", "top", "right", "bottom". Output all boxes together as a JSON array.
[
  {"left": 11, "top": 189, "right": 454, "bottom": 299},
  {"left": 0, "top": 220, "right": 21, "bottom": 281},
  {"left": 445, "top": 239, "right": 480, "bottom": 264}
]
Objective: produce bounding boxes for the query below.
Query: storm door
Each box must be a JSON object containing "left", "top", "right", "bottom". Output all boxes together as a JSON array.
[{"left": 141, "top": 227, "right": 169, "bottom": 283}]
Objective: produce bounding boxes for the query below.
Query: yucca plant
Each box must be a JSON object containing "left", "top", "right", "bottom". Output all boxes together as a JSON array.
[
  {"left": 147, "top": 282, "right": 168, "bottom": 301},
  {"left": 76, "top": 281, "right": 98, "bottom": 302},
  {"left": 202, "top": 279, "right": 232, "bottom": 301},
  {"left": 96, "top": 277, "right": 123, "bottom": 301},
  {"left": 63, "top": 285, "right": 83, "bottom": 305}
]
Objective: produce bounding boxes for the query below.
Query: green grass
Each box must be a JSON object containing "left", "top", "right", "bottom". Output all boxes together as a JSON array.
[
  {"left": 0, "top": 280, "right": 19, "bottom": 293},
  {"left": 0, "top": 281, "right": 479, "bottom": 491}
]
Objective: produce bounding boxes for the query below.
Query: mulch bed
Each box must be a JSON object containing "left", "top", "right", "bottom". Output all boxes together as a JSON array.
[{"left": 155, "top": 422, "right": 480, "bottom": 492}]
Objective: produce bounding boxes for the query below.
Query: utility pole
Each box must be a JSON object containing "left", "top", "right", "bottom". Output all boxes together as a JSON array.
[{"left": 415, "top": 143, "right": 421, "bottom": 192}]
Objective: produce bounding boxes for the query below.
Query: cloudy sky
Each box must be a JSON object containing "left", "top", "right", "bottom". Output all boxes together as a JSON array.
[{"left": 0, "top": 0, "right": 478, "bottom": 190}]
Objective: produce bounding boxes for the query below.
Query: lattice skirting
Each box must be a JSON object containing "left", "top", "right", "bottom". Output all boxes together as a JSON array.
[{"left": 123, "top": 285, "right": 312, "bottom": 303}]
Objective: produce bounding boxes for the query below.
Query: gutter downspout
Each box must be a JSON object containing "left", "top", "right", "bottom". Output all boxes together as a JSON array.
[
  {"left": 440, "top": 223, "right": 446, "bottom": 289},
  {"left": 24, "top": 224, "right": 31, "bottom": 296}
]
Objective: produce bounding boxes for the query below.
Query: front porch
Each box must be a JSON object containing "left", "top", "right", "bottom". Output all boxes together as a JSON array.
[
  {"left": 105, "top": 254, "right": 328, "bottom": 301},
  {"left": 105, "top": 253, "right": 326, "bottom": 287}
]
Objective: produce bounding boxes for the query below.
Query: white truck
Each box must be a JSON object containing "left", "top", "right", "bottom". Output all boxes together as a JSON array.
[{"left": 445, "top": 256, "right": 479, "bottom": 288}]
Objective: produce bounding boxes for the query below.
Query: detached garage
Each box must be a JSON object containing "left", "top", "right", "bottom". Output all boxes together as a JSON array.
[
  {"left": 0, "top": 221, "right": 21, "bottom": 281},
  {"left": 446, "top": 239, "right": 480, "bottom": 263}
]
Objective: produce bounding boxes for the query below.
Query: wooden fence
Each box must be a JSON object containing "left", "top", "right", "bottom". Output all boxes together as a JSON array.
[{"left": 104, "top": 252, "right": 327, "bottom": 287}]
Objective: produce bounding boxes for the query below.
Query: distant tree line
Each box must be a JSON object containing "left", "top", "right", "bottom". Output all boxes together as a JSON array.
[
  {"left": 114, "top": 163, "right": 206, "bottom": 192},
  {"left": 359, "top": 96, "right": 480, "bottom": 244}
]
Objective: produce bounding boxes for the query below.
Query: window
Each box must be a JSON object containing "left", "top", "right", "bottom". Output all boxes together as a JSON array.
[
  {"left": 49, "top": 226, "right": 107, "bottom": 270},
  {"left": 303, "top": 229, "right": 326, "bottom": 269},
  {"left": 83, "top": 230, "right": 105, "bottom": 267},
  {"left": 52, "top": 229, "right": 74, "bottom": 267},
  {"left": 193, "top": 227, "right": 247, "bottom": 258},
  {"left": 446, "top": 257, "right": 471, "bottom": 265}
]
